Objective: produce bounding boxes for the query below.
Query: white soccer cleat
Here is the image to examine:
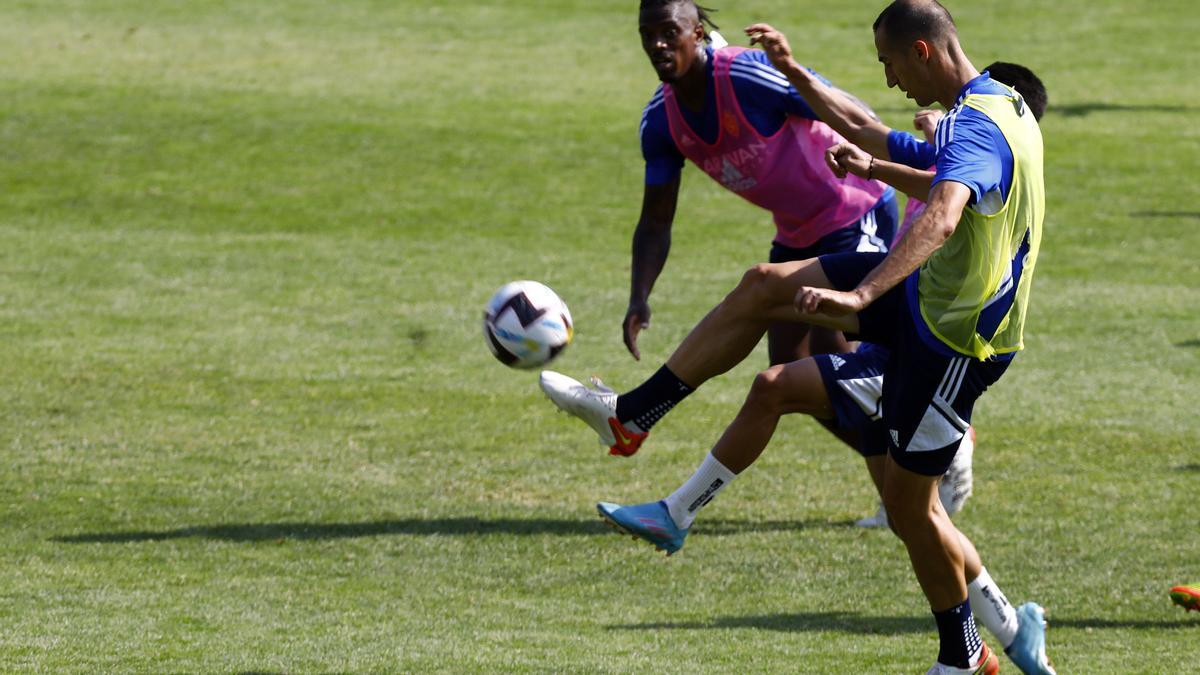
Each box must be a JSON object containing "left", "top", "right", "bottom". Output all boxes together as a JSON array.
[
  {"left": 855, "top": 501, "right": 889, "bottom": 528},
  {"left": 539, "top": 371, "right": 619, "bottom": 447},
  {"left": 940, "top": 426, "right": 976, "bottom": 515}
]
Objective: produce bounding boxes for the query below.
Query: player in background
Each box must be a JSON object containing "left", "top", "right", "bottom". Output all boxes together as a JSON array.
[
  {"left": 627, "top": 0, "right": 897, "bottom": 369},
  {"left": 1171, "top": 584, "right": 1200, "bottom": 612},
  {"left": 544, "top": 2, "right": 1054, "bottom": 672}
]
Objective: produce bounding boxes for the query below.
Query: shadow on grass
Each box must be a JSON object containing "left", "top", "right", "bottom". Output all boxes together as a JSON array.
[
  {"left": 610, "top": 611, "right": 929, "bottom": 634},
  {"left": 51, "top": 516, "right": 851, "bottom": 544},
  {"left": 1051, "top": 617, "right": 1199, "bottom": 630},
  {"left": 1051, "top": 102, "right": 1195, "bottom": 117},
  {"left": 1131, "top": 211, "right": 1200, "bottom": 221},
  {"left": 609, "top": 613, "right": 1199, "bottom": 635},
  {"left": 1174, "top": 338, "right": 1200, "bottom": 349}
]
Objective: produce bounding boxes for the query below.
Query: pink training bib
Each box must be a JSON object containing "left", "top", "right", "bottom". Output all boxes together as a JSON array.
[{"left": 662, "top": 47, "right": 887, "bottom": 248}]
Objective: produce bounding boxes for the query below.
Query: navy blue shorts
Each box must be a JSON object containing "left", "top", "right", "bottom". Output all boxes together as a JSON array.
[
  {"left": 770, "top": 189, "right": 898, "bottom": 262},
  {"left": 816, "top": 252, "right": 1013, "bottom": 476},
  {"left": 814, "top": 342, "right": 890, "bottom": 458}
]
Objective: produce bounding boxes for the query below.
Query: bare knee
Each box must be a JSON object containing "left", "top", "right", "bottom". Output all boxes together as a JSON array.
[
  {"left": 882, "top": 483, "right": 934, "bottom": 540},
  {"left": 746, "top": 364, "right": 790, "bottom": 414},
  {"left": 730, "top": 263, "right": 780, "bottom": 311}
]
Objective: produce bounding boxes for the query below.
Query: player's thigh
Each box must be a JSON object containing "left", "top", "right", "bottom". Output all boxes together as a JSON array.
[
  {"left": 753, "top": 357, "right": 835, "bottom": 418},
  {"left": 881, "top": 452, "right": 941, "bottom": 517}
]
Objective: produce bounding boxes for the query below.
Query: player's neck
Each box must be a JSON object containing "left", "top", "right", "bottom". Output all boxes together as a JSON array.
[
  {"left": 935, "top": 46, "right": 979, "bottom": 109},
  {"left": 670, "top": 47, "right": 709, "bottom": 111}
]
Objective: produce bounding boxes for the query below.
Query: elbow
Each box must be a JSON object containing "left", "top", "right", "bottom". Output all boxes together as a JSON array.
[
  {"left": 843, "top": 121, "right": 869, "bottom": 143},
  {"left": 934, "top": 220, "right": 957, "bottom": 245}
]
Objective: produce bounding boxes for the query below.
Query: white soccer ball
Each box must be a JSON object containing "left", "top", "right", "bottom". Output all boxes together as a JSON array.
[{"left": 483, "top": 280, "right": 573, "bottom": 369}]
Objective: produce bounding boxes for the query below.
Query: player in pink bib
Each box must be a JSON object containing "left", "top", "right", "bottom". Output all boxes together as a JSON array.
[
  {"left": 628, "top": 0, "right": 898, "bottom": 366},
  {"left": 661, "top": 46, "right": 885, "bottom": 251}
]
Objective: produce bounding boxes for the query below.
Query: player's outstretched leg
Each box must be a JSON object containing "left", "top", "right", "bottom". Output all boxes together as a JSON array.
[
  {"left": 539, "top": 363, "right": 696, "bottom": 456},
  {"left": 542, "top": 259, "right": 839, "bottom": 456},
  {"left": 538, "top": 372, "right": 648, "bottom": 456},
  {"left": 597, "top": 359, "right": 834, "bottom": 553},
  {"left": 1170, "top": 584, "right": 1200, "bottom": 612}
]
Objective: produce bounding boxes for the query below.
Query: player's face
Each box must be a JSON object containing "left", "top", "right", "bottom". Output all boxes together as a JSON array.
[
  {"left": 875, "top": 28, "right": 935, "bottom": 106},
  {"left": 639, "top": 4, "right": 705, "bottom": 83}
]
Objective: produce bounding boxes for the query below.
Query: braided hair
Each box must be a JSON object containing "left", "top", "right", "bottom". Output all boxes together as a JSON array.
[{"left": 639, "top": 0, "right": 720, "bottom": 42}]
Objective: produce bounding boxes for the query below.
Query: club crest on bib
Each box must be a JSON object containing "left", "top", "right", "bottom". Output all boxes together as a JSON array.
[{"left": 722, "top": 111, "right": 740, "bottom": 137}]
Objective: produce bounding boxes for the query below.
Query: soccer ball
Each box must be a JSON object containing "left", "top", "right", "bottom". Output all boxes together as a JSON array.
[{"left": 483, "top": 280, "right": 573, "bottom": 369}]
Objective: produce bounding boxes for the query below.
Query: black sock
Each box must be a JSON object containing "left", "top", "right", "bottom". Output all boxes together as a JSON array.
[
  {"left": 615, "top": 365, "right": 694, "bottom": 432},
  {"left": 933, "top": 599, "right": 982, "bottom": 668}
]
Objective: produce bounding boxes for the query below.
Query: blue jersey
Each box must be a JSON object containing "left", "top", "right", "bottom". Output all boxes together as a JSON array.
[
  {"left": 887, "top": 72, "right": 1015, "bottom": 211},
  {"left": 640, "top": 47, "right": 830, "bottom": 185}
]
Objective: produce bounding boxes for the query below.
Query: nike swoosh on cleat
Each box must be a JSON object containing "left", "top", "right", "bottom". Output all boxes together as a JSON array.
[{"left": 607, "top": 418, "right": 647, "bottom": 457}]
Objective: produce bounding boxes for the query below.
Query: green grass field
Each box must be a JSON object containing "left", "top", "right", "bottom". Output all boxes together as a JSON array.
[{"left": 1, "top": 0, "right": 1197, "bottom": 671}]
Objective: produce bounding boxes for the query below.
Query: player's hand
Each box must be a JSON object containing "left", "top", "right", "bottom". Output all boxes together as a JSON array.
[
  {"left": 622, "top": 300, "right": 652, "bottom": 360},
  {"left": 913, "top": 109, "right": 944, "bottom": 143},
  {"left": 794, "top": 286, "right": 865, "bottom": 317},
  {"left": 825, "top": 142, "right": 873, "bottom": 179},
  {"left": 744, "top": 23, "right": 797, "bottom": 73}
]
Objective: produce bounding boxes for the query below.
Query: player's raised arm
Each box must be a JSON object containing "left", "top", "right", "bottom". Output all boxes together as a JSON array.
[
  {"left": 745, "top": 23, "right": 892, "bottom": 159},
  {"left": 624, "top": 178, "right": 681, "bottom": 360}
]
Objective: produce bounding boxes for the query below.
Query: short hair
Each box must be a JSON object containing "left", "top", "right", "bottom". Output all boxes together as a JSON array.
[
  {"left": 872, "top": 0, "right": 957, "bottom": 47},
  {"left": 983, "top": 62, "right": 1048, "bottom": 120},
  {"left": 639, "top": 0, "right": 721, "bottom": 43}
]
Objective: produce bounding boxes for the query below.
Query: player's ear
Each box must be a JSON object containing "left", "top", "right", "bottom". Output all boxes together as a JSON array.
[{"left": 912, "top": 39, "right": 931, "bottom": 63}]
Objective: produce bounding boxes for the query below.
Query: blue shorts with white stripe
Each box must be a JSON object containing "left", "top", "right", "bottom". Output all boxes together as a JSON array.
[
  {"left": 770, "top": 190, "right": 898, "bottom": 262},
  {"left": 818, "top": 252, "right": 1013, "bottom": 476}
]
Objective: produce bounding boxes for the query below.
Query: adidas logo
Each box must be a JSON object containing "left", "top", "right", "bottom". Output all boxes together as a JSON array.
[
  {"left": 719, "top": 159, "right": 757, "bottom": 192},
  {"left": 829, "top": 355, "right": 846, "bottom": 371},
  {"left": 890, "top": 429, "right": 900, "bottom": 446}
]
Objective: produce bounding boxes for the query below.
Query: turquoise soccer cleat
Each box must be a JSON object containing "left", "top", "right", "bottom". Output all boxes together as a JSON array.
[
  {"left": 1004, "top": 602, "right": 1056, "bottom": 675},
  {"left": 597, "top": 500, "right": 688, "bottom": 555}
]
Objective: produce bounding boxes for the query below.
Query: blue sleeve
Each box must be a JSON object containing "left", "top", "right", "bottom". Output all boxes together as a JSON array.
[
  {"left": 640, "top": 96, "right": 684, "bottom": 185},
  {"left": 730, "top": 50, "right": 824, "bottom": 122},
  {"left": 887, "top": 130, "right": 937, "bottom": 168},
  {"left": 931, "top": 109, "right": 1011, "bottom": 206}
]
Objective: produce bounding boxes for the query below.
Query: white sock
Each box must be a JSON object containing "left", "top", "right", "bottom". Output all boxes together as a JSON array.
[
  {"left": 663, "top": 452, "right": 736, "bottom": 529},
  {"left": 968, "top": 567, "right": 1020, "bottom": 649}
]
